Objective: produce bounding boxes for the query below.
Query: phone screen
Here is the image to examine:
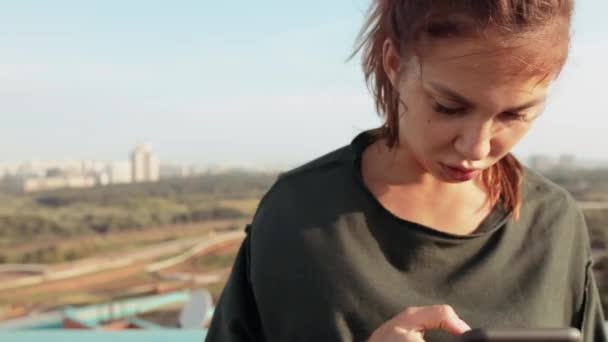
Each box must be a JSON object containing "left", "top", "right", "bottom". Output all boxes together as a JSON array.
[{"left": 458, "top": 328, "right": 582, "bottom": 342}]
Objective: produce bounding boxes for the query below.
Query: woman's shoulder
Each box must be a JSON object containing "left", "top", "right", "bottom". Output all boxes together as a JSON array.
[
  {"left": 245, "top": 143, "right": 363, "bottom": 253},
  {"left": 519, "top": 166, "right": 589, "bottom": 250},
  {"left": 252, "top": 143, "right": 359, "bottom": 224},
  {"left": 272, "top": 130, "right": 372, "bottom": 190},
  {"left": 521, "top": 166, "right": 578, "bottom": 209},
  {"left": 283, "top": 145, "right": 354, "bottom": 178}
]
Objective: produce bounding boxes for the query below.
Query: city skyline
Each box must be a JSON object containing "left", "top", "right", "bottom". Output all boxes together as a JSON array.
[
  {"left": 0, "top": 145, "right": 298, "bottom": 171},
  {"left": 1, "top": 148, "right": 603, "bottom": 172},
  {"left": 1, "top": 1, "right": 607, "bottom": 165},
  {"left": 0, "top": 142, "right": 290, "bottom": 188},
  {"left": 0, "top": 143, "right": 161, "bottom": 193}
]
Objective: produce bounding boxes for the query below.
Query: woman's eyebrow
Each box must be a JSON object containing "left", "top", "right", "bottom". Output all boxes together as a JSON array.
[
  {"left": 427, "top": 82, "right": 473, "bottom": 107},
  {"left": 428, "top": 81, "right": 546, "bottom": 112},
  {"left": 504, "top": 97, "right": 547, "bottom": 113}
]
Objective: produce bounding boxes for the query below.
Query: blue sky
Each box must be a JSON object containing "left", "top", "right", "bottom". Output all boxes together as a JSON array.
[{"left": 1, "top": 0, "right": 607, "bottom": 165}]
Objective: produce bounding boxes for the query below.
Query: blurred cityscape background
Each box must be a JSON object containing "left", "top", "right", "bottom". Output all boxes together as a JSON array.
[{"left": 0, "top": 0, "right": 607, "bottom": 340}]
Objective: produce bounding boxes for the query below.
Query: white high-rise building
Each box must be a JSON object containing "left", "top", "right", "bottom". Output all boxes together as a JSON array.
[{"left": 130, "top": 144, "right": 160, "bottom": 183}]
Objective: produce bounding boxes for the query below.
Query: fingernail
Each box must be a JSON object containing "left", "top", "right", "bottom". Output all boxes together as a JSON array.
[{"left": 457, "top": 319, "right": 471, "bottom": 331}]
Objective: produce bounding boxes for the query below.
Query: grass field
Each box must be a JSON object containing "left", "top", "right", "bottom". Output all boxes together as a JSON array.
[
  {"left": 218, "top": 198, "right": 260, "bottom": 216},
  {"left": 0, "top": 219, "right": 246, "bottom": 313}
]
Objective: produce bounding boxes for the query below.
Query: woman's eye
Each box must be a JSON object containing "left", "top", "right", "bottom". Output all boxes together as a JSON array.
[
  {"left": 432, "top": 101, "right": 466, "bottom": 115},
  {"left": 500, "top": 111, "right": 528, "bottom": 121}
]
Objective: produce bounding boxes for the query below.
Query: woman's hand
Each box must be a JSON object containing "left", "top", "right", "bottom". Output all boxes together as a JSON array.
[{"left": 368, "top": 305, "right": 471, "bottom": 342}]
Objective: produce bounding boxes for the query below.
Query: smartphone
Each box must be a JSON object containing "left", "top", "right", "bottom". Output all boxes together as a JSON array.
[{"left": 458, "top": 328, "right": 582, "bottom": 342}]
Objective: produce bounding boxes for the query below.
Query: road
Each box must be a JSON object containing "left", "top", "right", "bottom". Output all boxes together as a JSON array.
[{"left": 0, "top": 229, "right": 245, "bottom": 292}]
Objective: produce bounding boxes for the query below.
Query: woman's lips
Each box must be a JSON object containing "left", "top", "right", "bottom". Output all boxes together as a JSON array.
[{"left": 440, "top": 163, "right": 482, "bottom": 181}]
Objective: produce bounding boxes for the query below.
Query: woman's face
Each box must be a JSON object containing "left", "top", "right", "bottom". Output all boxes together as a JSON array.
[{"left": 384, "top": 35, "right": 558, "bottom": 183}]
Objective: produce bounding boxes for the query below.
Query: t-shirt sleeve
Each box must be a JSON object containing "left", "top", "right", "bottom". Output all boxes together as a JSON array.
[
  {"left": 205, "top": 227, "right": 265, "bottom": 341},
  {"left": 578, "top": 260, "right": 607, "bottom": 342},
  {"left": 564, "top": 196, "right": 608, "bottom": 342}
]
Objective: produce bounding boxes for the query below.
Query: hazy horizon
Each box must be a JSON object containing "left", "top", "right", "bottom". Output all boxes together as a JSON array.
[{"left": 1, "top": 0, "right": 607, "bottom": 166}]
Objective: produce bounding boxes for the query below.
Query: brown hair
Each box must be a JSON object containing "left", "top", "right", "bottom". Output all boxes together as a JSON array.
[{"left": 353, "top": 0, "right": 574, "bottom": 219}]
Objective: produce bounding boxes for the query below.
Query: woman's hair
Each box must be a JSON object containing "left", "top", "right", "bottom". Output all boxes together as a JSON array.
[{"left": 353, "top": 0, "right": 574, "bottom": 219}]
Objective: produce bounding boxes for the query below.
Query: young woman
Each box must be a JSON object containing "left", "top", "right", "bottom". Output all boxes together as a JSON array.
[{"left": 206, "top": 1, "right": 607, "bottom": 341}]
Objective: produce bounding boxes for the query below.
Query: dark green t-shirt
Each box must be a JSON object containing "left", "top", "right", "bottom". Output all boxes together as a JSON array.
[{"left": 206, "top": 131, "right": 607, "bottom": 342}]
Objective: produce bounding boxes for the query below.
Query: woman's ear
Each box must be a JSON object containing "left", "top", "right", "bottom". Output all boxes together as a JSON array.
[{"left": 382, "top": 39, "right": 401, "bottom": 88}]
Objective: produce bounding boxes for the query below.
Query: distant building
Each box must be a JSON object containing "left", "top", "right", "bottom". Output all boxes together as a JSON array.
[
  {"left": 17, "top": 161, "right": 46, "bottom": 178},
  {"left": 159, "top": 163, "right": 186, "bottom": 179},
  {"left": 80, "top": 160, "right": 106, "bottom": 175},
  {"left": 558, "top": 154, "right": 576, "bottom": 170},
  {"left": 0, "top": 163, "right": 17, "bottom": 180},
  {"left": 9, "top": 161, "right": 113, "bottom": 193},
  {"left": 21, "top": 175, "right": 97, "bottom": 193},
  {"left": 108, "top": 161, "right": 132, "bottom": 184},
  {"left": 528, "top": 155, "right": 554, "bottom": 172},
  {"left": 0, "top": 164, "right": 5, "bottom": 180},
  {"left": 96, "top": 172, "right": 110, "bottom": 186},
  {"left": 131, "top": 144, "right": 160, "bottom": 183}
]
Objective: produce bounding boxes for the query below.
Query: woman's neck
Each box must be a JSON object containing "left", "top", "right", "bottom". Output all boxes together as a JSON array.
[
  {"left": 365, "top": 138, "right": 485, "bottom": 196},
  {"left": 361, "top": 138, "right": 492, "bottom": 235}
]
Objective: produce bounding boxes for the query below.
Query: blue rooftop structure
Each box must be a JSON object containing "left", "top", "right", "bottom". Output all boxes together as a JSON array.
[
  {"left": 0, "top": 289, "right": 213, "bottom": 338},
  {"left": 0, "top": 330, "right": 206, "bottom": 342}
]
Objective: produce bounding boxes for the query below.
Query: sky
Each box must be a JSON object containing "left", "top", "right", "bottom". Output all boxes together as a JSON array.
[{"left": 1, "top": 0, "right": 607, "bottom": 166}]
